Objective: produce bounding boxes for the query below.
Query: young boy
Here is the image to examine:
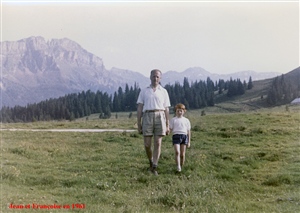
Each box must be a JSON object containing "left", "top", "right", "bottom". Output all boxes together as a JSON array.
[{"left": 169, "top": 103, "right": 191, "bottom": 172}]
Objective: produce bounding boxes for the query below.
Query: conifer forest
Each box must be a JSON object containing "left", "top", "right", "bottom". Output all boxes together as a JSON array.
[{"left": 0, "top": 76, "right": 270, "bottom": 123}]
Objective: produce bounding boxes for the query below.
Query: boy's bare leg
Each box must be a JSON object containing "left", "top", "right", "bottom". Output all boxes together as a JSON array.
[
  {"left": 174, "top": 144, "right": 181, "bottom": 171},
  {"left": 180, "top": 144, "right": 186, "bottom": 167}
]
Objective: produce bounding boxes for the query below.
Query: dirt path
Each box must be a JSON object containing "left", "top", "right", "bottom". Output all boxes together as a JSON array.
[{"left": 1, "top": 129, "right": 136, "bottom": 133}]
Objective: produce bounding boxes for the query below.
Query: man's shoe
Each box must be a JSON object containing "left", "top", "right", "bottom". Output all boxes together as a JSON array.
[
  {"left": 152, "top": 167, "right": 158, "bottom": 176},
  {"left": 148, "top": 161, "right": 153, "bottom": 172},
  {"left": 152, "top": 170, "right": 158, "bottom": 176}
]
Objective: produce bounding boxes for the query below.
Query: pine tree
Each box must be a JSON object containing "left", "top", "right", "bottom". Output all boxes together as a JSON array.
[
  {"left": 112, "top": 92, "right": 121, "bottom": 112},
  {"left": 247, "top": 76, "right": 253, "bottom": 90}
]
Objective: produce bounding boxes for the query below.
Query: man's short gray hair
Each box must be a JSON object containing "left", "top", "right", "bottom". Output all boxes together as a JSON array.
[{"left": 150, "top": 69, "right": 162, "bottom": 76}]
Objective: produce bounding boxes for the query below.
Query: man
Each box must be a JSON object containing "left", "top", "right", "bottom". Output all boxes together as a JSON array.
[{"left": 137, "top": 69, "right": 171, "bottom": 176}]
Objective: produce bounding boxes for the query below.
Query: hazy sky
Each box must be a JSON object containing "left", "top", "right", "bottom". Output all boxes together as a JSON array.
[{"left": 1, "top": 0, "right": 299, "bottom": 77}]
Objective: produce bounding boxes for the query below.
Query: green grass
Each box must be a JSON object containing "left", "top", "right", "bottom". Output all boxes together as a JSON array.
[
  {"left": 1, "top": 111, "right": 137, "bottom": 130},
  {"left": 1, "top": 105, "right": 300, "bottom": 212}
]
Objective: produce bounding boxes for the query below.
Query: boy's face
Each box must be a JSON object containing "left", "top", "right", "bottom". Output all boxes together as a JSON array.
[{"left": 176, "top": 108, "right": 185, "bottom": 117}]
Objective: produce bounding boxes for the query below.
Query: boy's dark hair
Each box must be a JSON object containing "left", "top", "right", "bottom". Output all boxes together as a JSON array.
[{"left": 174, "top": 103, "right": 186, "bottom": 112}]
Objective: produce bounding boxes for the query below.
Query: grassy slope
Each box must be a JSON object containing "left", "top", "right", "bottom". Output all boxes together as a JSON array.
[
  {"left": 1, "top": 106, "right": 299, "bottom": 213},
  {"left": 214, "top": 78, "right": 274, "bottom": 111},
  {"left": 215, "top": 67, "right": 300, "bottom": 111}
]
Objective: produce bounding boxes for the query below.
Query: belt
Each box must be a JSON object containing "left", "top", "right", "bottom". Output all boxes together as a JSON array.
[{"left": 145, "top": 109, "right": 164, "bottom": 113}]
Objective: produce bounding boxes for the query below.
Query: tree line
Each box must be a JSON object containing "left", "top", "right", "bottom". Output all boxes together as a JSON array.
[
  {"left": 165, "top": 77, "right": 253, "bottom": 110},
  {"left": 0, "top": 77, "right": 253, "bottom": 123},
  {"left": 266, "top": 74, "right": 299, "bottom": 105}
]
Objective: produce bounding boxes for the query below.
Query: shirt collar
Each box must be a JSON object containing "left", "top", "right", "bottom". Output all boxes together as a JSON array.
[{"left": 147, "top": 84, "right": 162, "bottom": 89}]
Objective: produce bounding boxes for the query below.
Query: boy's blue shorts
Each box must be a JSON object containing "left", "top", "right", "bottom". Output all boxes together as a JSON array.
[{"left": 172, "top": 134, "right": 188, "bottom": 145}]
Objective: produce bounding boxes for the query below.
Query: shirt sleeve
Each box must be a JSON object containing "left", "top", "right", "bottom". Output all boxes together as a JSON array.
[
  {"left": 170, "top": 118, "right": 174, "bottom": 129},
  {"left": 136, "top": 89, "right": 144, "bottom": 104},
  {"left": 163, "top": 89, "right": 171, "bottom": 108},
  {"left": 187, "top": 119, "right": 191, "bottom": 130}
]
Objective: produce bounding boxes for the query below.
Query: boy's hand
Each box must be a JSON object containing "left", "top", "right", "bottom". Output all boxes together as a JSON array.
[{"left": 187, "top": 143, "right": 191, "bottom": 148}]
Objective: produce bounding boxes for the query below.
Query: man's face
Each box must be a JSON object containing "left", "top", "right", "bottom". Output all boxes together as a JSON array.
[{"left": 150, "top": 71, "right": 161, "bottom": 86}]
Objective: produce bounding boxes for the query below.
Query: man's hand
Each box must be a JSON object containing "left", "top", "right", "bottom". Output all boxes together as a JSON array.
[
  {"left": 166, "top": 127, "right": 170, "bottom": 135},
  {"left": 137, "top": 103, "right": 143, "bottom": 135},
  {"left": 138, "top": 125, "right": 143, "bottom": 134}
]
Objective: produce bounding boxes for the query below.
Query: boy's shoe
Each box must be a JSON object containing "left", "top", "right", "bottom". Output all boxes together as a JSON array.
[{"left": 177, "top": 167, "right": 181, "bottom": 172}]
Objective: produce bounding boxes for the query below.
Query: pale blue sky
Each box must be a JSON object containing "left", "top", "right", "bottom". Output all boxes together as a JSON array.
[{"left": 1, "top": 0, "right": 299, "bottom": 76}]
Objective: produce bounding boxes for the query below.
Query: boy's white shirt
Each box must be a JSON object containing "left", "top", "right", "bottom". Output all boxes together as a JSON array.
[{"left": 170, "top": 116, "right": 191, "bottom": 135}]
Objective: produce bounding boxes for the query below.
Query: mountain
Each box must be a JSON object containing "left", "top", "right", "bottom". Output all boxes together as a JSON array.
[
  {"left": 1, "top": 36, "right": 148, "bottom": 107},
  {"left": 1, "top": 36, "right": 282, "bottom": 107},
  {"left": 162, "top": 67, "right": 280, "bottom": 85}
]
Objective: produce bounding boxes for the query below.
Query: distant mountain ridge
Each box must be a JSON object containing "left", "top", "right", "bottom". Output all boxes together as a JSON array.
[
  {"left": 161, "top": 67, "right": 279, "bottom": 85},
  {"left": 1, "top": 36, "right": 282, "bottom": 107}
]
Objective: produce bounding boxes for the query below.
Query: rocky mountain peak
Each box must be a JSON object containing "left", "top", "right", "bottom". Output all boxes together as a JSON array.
[
  {"left": 0, "top": 36, "right": 148, "bottom": 107},
  {"left": 49, "top": 37, "right": 83, "bottom": 51},
  {"left": 24, "top": 36, "right": 49, "bottom": 50},
  {"left": 2, "top": 36, "right": 104, "bottom": 74}
]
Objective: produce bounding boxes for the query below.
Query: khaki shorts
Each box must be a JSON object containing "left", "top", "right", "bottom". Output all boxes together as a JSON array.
[{"left": 142, "top": 111, "right": 166, "bottom": 136}]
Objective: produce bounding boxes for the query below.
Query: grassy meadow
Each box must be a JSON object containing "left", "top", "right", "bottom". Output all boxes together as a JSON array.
[{"left": 1, "top": 105, "right": 299, "bottom": 212}]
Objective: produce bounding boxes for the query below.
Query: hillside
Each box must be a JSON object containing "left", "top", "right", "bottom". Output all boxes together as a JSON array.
[
  {"left": 1, "top": 67, "right": 299, "bottom": 123},
  {"left": 214, "top": 67, "right": 300, "bottom": 112}
]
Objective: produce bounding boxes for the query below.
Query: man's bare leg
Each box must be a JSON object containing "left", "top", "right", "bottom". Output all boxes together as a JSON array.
[
  {"left": 153, "top": 135, "right": 163, "bottom": 165},
  {"left": 152, "top": 135, "right": 163, "bottom": 175},
  {"left": 144, "top": 136, "right": 153, "bottom": 169}
]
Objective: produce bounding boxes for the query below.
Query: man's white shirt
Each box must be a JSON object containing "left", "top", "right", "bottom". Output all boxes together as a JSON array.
[{"left": 136, "top": 85, "right": 171, "bottom": 112}]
